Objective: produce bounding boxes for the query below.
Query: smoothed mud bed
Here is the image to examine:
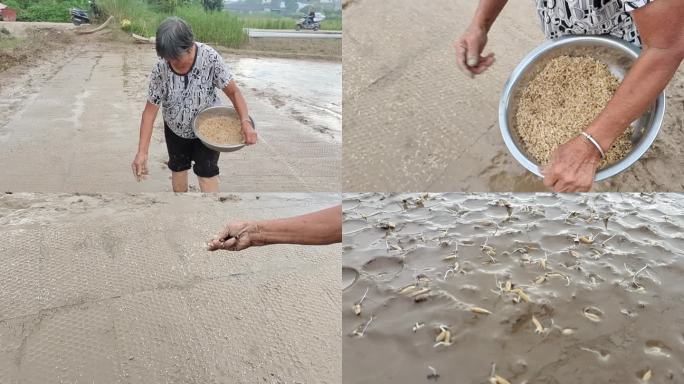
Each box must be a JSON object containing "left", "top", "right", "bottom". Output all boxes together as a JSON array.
[
  {"left": 343, "top": 193, "right": 684, "bottom": 383},
  {"left": 0, "top": 193, "right": 341, "bottom": 384}
]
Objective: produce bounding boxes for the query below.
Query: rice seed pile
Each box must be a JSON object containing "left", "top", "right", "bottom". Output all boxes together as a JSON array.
[
  {"left": 515, "top": 55, "right": 633, "bottom": 168},
  {"left": 198, "top": 115, "right": 244, "bottom": 145}
]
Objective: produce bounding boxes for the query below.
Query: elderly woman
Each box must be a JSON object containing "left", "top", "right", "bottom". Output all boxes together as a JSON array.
[
  {"left": 456, "top": 0, "right": 683, "bottom": 192},
  {"left": 131, "top": 17, "right": 257, "bottom": 192}
]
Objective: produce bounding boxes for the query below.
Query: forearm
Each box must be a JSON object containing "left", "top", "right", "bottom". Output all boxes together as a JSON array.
[
  {"left": 137, "top": 105, "right": 157, "bottom": 154},
  {"left": 138, "top": 113, "right": 154, "bottom": 153},
  {"left": 225, "top": 84, "right": 250, "bottom": 122},
  {"left": 470, "top": 0, "right": 508, "bottom": 32},
  {"left": 253, "top": 205, "right": 342, "bottom": 246},
  {"left": 586, "top": 47, "right": 681, "bottom": 150}
]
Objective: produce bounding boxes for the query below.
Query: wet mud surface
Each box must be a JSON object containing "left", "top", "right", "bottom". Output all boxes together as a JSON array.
[
  {"left": 343, "top": 193, "right": 684, "bottom": 383},
  {"left": 0, "top": 193, "right": 341, "bottom": 384}
]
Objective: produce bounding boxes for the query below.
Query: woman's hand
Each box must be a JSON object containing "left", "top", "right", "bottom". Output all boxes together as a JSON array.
[
  {"left": 207, "top": 220, "right": 262, "bottom": 251},
  {"left": 131, "top": 152, "right": 149, "bottom": 182},
  {"left": 541, "top": 136, "right": 601, "bottom": 192},
  {"left": 242, "top": 121, "right": 257, "bottom": 145},
  {"left": 455, "top": 25, "right": 495, "bottom": 78}
]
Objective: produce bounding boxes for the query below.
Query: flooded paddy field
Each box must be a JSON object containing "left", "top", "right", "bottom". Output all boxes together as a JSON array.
[{"left": 343, "top": 193, "right": 684, "bottom": 384}]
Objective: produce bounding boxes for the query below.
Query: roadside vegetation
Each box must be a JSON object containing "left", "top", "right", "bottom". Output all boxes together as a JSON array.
[{"left": 1, "top": 0, "right": 340, "bottom": 48}]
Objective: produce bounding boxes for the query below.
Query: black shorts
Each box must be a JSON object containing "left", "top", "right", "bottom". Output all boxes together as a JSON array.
[{"left": 164, "top": 122, "right": 220, "bottom": 178}]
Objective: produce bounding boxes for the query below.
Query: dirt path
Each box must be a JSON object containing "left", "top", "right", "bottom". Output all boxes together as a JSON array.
[
  {"left": 0, "top": 34, "right": 340, "bottom": 192},
  {"left": 342, "top": 0, "right": 684, "bottom": 192},
  {"left": 0, "top": 192, "right": 341, "bottom": 384}
]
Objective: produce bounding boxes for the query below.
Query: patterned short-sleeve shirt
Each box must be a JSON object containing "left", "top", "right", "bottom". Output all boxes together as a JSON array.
[
  {"left": 148, "top": 42, "right": 233, "bottom": 139},
  {"left": 535, "top": 0, "right": 654, "bottom": 46}
]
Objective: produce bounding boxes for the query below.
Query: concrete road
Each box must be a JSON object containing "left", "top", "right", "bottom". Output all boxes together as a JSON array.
[
  {"left": 342, "top": 0, "right": 684, "bottom": 192},
  {"left": 0, "top": 193, "right": 341, "bottom": 384},
  {"left": 247, "top": 28, "right": 342, "bottom": 39},
  {"left": 0, "top": 40, "right": 340, "bottom": 192}
]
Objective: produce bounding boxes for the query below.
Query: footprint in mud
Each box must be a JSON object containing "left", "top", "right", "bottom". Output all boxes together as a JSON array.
[
  {"left": 645, "top": 340, "right": 672, "bottom": 358},
  {"left": 362, "top": 256, "right": 404, "bottom": 280},
  {"left": 343, "top": 267, "right": 359, "bottom": 291}
]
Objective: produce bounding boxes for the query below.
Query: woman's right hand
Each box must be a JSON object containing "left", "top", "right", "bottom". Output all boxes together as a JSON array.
[
  {"left": 207, "top": 220, "right": 262, "bottom": 251},
  {"left": 455, "top": 25, "right": 496, "bottom": 78},
  {"left": 131, "top": 152, "right": 149, "bottom": 182}
]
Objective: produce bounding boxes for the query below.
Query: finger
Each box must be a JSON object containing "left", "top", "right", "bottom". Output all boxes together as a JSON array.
[
  {"left": 465, "top": 38, "right": 480, "bottom": 67},
  {"left": 454, "top": 40, "right": 474, "bottom": 78},
  {"left": 470, "top": 53, "right": 495, "bottom": 74},
  {"left": 222, "top": 237, "right": 238, "bottom": 251},
  {"left": 206, "top": 239, "right": 221, "bottom": 251}
]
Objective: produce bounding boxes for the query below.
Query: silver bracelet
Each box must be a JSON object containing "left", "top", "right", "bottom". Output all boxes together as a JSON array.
[
  {"left": 580, "top": 132, "right": 605, "bottom": 159},
  {"left": 241, "top": 119, "right": 253, "bottom": 127}
]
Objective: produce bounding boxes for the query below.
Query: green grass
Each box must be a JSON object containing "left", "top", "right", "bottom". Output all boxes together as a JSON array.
[
  {"left": 98, "top": 0, "right": 247, "bottom": 47},
  {"left": 2, "top": 0, "right": 89, "bottom": 22},
  {"left": 0, "top": 36, "right": 25, "bottom": 50},
  {"left": 241, "top": 15, "right": 341, "bottom": 31}
]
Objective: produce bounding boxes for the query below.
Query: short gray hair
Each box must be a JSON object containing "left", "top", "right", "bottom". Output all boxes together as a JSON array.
[{"left": 155, "top": 17, "right": 194, "bottom": 59}]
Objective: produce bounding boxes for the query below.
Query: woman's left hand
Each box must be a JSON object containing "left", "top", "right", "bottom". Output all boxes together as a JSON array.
[
  {"left": 540, "top": 135, "right": 601, "bottom": 192},
  {"left": 242, "top": 121, "right": 257, "bottom": 145}
]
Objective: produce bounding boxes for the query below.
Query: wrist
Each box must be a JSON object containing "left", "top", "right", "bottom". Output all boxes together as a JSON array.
[
  {"left": 468, "top": 21, "right": 488, "bottom": 34},
  {"left": 248, "top": 222, "right": 267, "bottom": 245},
  {"left": 578, "top": 133, "right": 603, "bottom": 161}
]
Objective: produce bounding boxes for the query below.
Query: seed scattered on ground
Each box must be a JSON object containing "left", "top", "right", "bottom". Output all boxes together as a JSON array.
[
  {"left": 353, "top": 303, "right": 361, "bottom": 316},
  {"left": 408, "top": 288, "right": 431, "bottom": 298},
  {"left": 489, "top": 374, "right": 512, "bottom": 384},
  {"left": 583, "top": 307, "right": 603, "bottom": 322},
  {"left": 470, "top": 307, "right": 492, "bottom": 315},
  {"left": 510, "top": 287, "right": 531, "bottom": 303},
  {"left": 532, "top": 315, "right": 545, "bottom": 334},
  {"left": 427, "top": 366, "right": 440, "bottom": 381},
  {"left": 433, "top": 325, "right": 452, "bottom": 347},
  {"left": 398, "top": 284, "right": 417, "bottom": 295},
  {"left": 353, "top": 287, "right": 369, "bottom": 316},
  {"left": 642, "top": 369, "right": 652, "bottom": 382},
  {"left": 352, "top": 316, "right": 374, "bottom": 337}
]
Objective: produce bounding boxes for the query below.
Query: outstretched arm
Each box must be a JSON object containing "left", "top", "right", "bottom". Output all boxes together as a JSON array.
[{"left": 207, "top": 205, "right": 342, "bottom": 251}]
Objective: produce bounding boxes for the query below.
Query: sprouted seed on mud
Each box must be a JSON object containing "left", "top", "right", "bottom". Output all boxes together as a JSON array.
[
  {"left": 514, "top": 55, "right": 633, "bottom": 169},
  {"left": 198, "top": 115, "right": 244, "bottom": 145}
]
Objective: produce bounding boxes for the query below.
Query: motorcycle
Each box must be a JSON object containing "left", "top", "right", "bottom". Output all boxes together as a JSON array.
[
  {"left": 70, "top": 1, "right": 100, "bottom": 26},
  {"left": 295, "top": 12, "right": 325, "bottom": 31}
]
